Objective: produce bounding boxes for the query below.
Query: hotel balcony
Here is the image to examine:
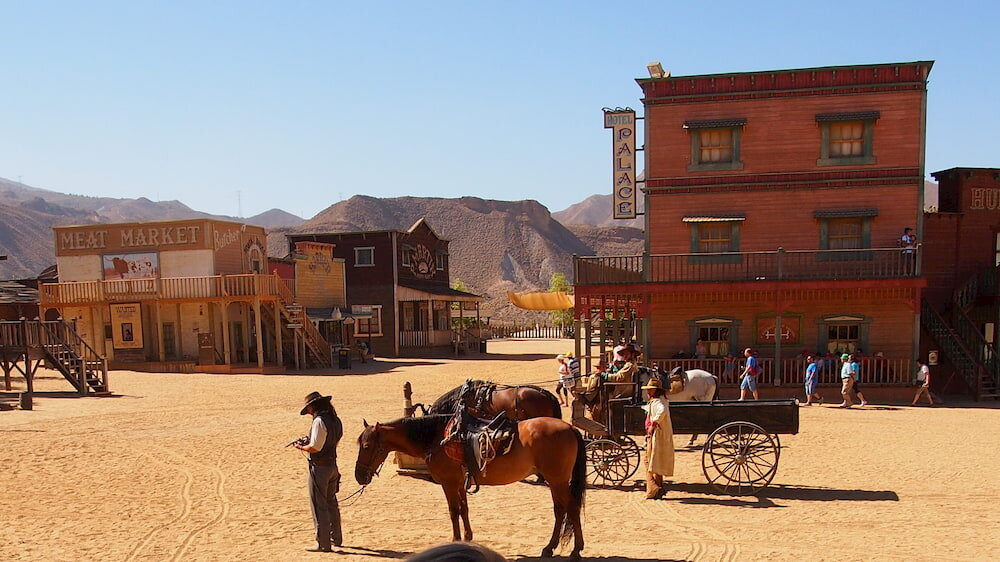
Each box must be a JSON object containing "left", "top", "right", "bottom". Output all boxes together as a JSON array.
[
  {"left": 574, "top": 247, "right": 921, "bottom": 287},
  {"left": 40, "top": 274, "right": 294, "bottom": 307}
]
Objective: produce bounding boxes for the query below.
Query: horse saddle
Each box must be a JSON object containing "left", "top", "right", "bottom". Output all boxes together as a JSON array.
[
  {"left": 442, "top": 409, "right": 518, "bottom": 491},
  {"left": 667, "top": 366, "right": 686, "bottom": 395}
]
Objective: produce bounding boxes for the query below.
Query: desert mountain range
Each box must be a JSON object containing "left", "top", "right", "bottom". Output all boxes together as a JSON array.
[{"left": 0, "top": 177, "right": 642, "bottom": 321}]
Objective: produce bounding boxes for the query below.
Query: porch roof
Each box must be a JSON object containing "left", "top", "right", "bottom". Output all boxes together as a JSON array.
[{"left": 398, "top": 280, "right": 482, "bottom": 303}]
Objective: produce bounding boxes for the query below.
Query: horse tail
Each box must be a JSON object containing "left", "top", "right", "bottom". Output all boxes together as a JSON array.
[{"left": 560, "top": 429, "right": 587, "bottom": 547}]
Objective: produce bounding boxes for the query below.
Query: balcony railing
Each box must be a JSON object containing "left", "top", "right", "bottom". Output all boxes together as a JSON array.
[
  {"left": 575, "top": 247, "right": 921, "bottom": 286},
  {"left": 40, "top": 274, "right": 287, "bottom": 305}
]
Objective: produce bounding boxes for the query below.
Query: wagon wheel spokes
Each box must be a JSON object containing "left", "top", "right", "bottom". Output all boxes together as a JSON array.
[
  {"left": 702, "top": 421, "right": 779, "bottom": 496},
  {"left": 585, "top": 438, "right": 636, "bottom": 488}
]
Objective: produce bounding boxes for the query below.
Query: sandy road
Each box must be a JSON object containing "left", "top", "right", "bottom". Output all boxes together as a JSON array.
[{"left": 2, "top": 339, "right": 998, "bottom": 561}]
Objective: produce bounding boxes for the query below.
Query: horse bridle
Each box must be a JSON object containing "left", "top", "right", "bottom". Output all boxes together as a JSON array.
[{"left": 357, "top": 432, "right": 388, "bottom": 483}]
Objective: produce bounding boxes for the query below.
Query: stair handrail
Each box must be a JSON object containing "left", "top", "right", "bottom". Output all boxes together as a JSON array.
[
  {"left": 39, "top": 320, "right": 108, "bottom": 394},
  {"left": 921, "top": 299, "right": 985, "bottom": 398},
  {"left": 273, "top": 273, "right": 295, "bottom": 306},
  {"left": 952, "top": 306, "right": 999, "bottom": 391},
  {"left": 953, "top": 272, "right": 980, "bottom": 310}
]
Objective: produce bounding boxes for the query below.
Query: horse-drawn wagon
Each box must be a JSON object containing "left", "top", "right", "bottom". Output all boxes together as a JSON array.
[{"left": 575, "top": 372, "right": 799, "bottom": 496}]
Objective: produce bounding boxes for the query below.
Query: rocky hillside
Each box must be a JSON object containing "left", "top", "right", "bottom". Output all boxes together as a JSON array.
[
  {"left": 0, "top": 177, "right": 303, "bottom": 279},
  {"left": 272, "top": 195, "right": 642, "bottom": 322},
  {"left": 552, "top": 192, "right": 644, "bottom": 229}
]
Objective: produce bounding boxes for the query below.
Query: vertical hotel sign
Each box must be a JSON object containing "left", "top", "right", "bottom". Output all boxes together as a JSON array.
[{"left": 604, "top": 108, "right": 637, "bottom": 219}]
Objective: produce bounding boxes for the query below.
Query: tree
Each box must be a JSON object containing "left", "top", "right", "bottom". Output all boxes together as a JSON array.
[{"left": 548, "top": 273, "right": 574, "bottom": 328}]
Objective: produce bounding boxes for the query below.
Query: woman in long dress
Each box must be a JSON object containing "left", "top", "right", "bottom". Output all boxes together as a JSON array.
[{"left": 642, "top": 377, "right": 675, "bottom": 499}]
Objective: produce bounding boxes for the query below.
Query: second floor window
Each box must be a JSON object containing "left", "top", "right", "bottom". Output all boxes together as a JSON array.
[
  {"left": 697, "top": 222, "right": 735, "bottom": 253},
  {"left": 816, "top": 111, "right": 879, "bottom": 166},
  {"left": 684, "top": 216, "right": 744, "bottom": 264},
  {"left": 827, "top": 218, "right": 863, "bottom": 250},
  {"left": 436, "top": 251, "right": 446, "bottom": 271},
  {"left": 684, "top": 118, "right": 745, "bottom": 172},
  {"left": 401, "top": 245, "right": 413, "bottom": 267},
  {"left": 355, "top": 247, "right": 374, "bottom": 267}
]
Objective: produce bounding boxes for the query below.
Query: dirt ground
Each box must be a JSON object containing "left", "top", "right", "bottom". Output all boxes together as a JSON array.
[{"left": 2, "top": 339, "right": 998, "bottom": 562}]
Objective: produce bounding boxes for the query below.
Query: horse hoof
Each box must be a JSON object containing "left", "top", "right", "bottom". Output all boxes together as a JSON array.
[{"left": 540, "top": 547, "right": 554, "bottom": 558}]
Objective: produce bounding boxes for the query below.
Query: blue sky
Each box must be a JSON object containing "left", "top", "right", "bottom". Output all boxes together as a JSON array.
[{"left": 1, "top": 1, "right": 997, "bottom": 219}]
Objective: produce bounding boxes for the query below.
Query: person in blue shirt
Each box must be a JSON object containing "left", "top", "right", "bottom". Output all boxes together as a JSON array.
[
  {"left": 739, "top": 347, "right": 759, "bottom": 401},
  {"left": 803, "top": 355, "right": 823, "bottom": 405}
]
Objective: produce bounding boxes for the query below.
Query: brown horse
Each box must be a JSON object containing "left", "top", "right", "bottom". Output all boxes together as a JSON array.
[
  {"left": 355, "top": 414, "right": 586, "bottom": 560},
  {"left": 426, "top": 380, "right": 562, "bottom": 420}
]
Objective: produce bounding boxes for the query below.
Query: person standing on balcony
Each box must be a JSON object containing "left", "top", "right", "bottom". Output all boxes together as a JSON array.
[
  {"left": 900, "top": 227, "right": 917, "bottom": 274},
  {"left": 739, "top": 348, "right": 760, "bottom": 400},
  {"left": 803, "top": 355, "right": 823, "bottom": 405}
]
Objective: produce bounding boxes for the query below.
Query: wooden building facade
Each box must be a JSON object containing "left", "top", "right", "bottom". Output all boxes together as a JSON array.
[
  {"left": 921, "top": 168, "right": 1000, "bottom": 398},
  {"left": 287, "top": 219, "right": 483, "bottom": 358},
  {"left": 575, "top": 61, "right": 935, "bottom": 394},
  {"left": 38, "top": 219, "right": 333, "bottom": 372}
]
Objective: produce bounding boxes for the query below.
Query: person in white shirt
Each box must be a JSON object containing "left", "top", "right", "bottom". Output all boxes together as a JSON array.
[
  {"left": 295, "top": 391, "right": 344, "bottom": 552},
  {"left": 912, "top": 359, "right": 935, "bottom": 406}
]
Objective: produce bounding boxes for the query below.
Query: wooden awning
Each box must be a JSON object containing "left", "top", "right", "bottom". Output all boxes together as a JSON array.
[{"left": 507, "top": 291, "right": 574, "bottom": 311}]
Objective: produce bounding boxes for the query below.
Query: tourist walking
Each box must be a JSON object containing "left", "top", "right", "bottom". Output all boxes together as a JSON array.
[
  {"left": 739, "top": 347, "right": 760, "bottom": 400},
  {"left": 838, "top": 353, "right": 854, "bottom": 407},
  {"left": 641, "top": 378, "right": 674, "bottom": 499},
  {"left": 912, "top": 359, "right": 935, "bottom": 406},
  {"left": 296, "top": 391, "right": 344, "bottom": 552},
  {"left": 554, "top": 354, "right": 571, "bottom": 406},
  {"left": 850, "top": 354, "right": 869, "bottom": 406},
  {"left": 803, "top": 355, "right": 823, "bottom": 405}
]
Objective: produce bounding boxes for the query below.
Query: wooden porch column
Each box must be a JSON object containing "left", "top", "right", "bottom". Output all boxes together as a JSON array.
[
  {"left": 155, "top": 301, "right": 165, "bottom": 362},
  {"left": 241, "top": 303, "right": 251, "bottom": 363},
  {"left": 274, "top": 301, "right": 283, "bottom": 366},
  {"left": 220, "top": 301, "right": 231, "bottom": 364},
  {"left": 254, "top": 298, "right": 264, "bottom": 368},
  {"left": 175, "top": 303, "right": 183, "bottom": 359}
]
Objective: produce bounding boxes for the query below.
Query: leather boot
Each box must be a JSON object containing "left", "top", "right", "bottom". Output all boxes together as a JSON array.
[{"left": 645, "top": 472, "right": 663, "bottom": 499}]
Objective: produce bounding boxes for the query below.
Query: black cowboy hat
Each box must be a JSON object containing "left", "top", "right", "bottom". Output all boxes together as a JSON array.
[{"left": 300, "top": 391, "right": 332, "bottom": 415}]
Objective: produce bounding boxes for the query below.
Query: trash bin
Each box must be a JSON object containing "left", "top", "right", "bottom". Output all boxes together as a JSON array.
[
  {"left": 338, "top": 348, "right": 351, "bottom": 369},
  {"left": 479, "top": 340, "right": 487, "bottom": 353}
]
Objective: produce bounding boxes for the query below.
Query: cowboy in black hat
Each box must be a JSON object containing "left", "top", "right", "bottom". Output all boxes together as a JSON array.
[{"left": 296, "top": 391, "right": 344, "bottom": 552}]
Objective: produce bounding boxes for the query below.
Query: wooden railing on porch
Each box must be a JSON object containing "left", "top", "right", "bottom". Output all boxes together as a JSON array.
[
  {"left": 40, "top": 274, "right": 289, "bottom": 305},
  {"left": 648, "top": 356, "right": 915, "bottom": 387}
]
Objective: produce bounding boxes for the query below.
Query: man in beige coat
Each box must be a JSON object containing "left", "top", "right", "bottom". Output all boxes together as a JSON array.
[{"left": 642, "top": 378, "right": 675, "bottom": 499}]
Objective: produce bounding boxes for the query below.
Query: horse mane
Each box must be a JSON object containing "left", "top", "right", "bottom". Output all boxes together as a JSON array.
[
  {"left": 394, "top": 414, "right": 453, "bottom": 449},
  {"left": 428, "top": 380, "right": 488, "bottom": 414}
]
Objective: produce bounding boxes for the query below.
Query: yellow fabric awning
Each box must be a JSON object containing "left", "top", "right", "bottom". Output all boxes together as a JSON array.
[{"left": 507, "top": 291, "right": 574, "bottom": 311}]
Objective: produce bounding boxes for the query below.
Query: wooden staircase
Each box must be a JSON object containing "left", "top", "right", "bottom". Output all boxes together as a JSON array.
[
  {"left": 921, "top": 265, "right": 1000, "bottom": 400},
  {"left": 268, "top": 275, "right": 332, "bottom": 368},
  {"left": 0, "top": 320, "right": 108, "bottom": 395}
]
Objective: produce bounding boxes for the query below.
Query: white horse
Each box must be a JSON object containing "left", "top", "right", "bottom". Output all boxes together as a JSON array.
[{"left": 664, "top": 368, "right": 718, "bottom": 445}]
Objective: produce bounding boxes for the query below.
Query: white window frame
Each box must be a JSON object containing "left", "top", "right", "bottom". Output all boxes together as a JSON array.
[{"left": 354, "top": 247, "right": 375, "bottom": 267}]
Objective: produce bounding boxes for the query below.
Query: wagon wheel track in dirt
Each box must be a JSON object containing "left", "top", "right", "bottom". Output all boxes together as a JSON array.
[
  {"left": 123, "top": 449, "right": 230, "bottom": 562},
  {"left": 627, "top": 491, "right": 740, "bottom": 561}
]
